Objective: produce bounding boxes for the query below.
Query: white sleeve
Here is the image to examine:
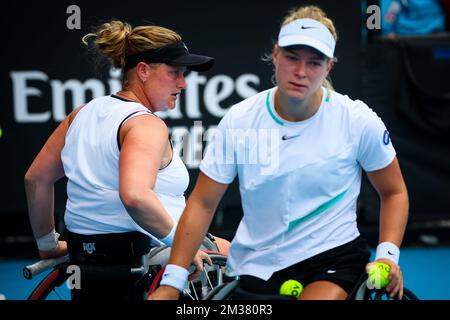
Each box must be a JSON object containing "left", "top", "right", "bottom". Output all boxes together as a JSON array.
[
  {"left": 356, "top": 106, "right": 396, "bottom": 172},
  {"left": 199, "top": 109, "right": 237, "bottom": 184}
]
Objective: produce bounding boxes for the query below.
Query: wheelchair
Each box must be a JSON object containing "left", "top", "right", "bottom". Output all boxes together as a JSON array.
[
  {"left": 23, "top": 233, "right": 229, "bottom": 300},
  {"left": 349, "top": 274, "right": 419, "bottom": 300},
  {"left": 203, "top": 272, "right": 419, "bottom": 300},
  {"left": 144, "top": 234, "right": 232, "bottom": 300}
]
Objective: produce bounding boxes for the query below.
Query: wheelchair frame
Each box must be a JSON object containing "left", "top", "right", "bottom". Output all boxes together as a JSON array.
[{"left": 24, "top": 235, "right": 228, "bottom": 300}]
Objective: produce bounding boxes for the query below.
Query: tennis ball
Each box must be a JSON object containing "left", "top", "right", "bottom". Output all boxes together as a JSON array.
[
  {"left": 0, "top": 127, "right": 2, "bottom": 139},
  {"left": 368, "top": 262, "right": 391, "bottom": 289},
  {"left": 279, "top": 279, "right": 303, "bottom": 298}
]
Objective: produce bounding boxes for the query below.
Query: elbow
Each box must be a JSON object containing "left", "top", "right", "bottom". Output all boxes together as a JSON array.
[
  {"left": 188, "top": 194, "right": 218, "bottom": 217},
  {"left": 404, "top": 191, "right": 410, "bottom": 213},
  {"left": 24, "top": 165, "right": 53, "bottom": 186},
  {"left": 24, "top": 168, "right": 55, "bottom": 197},
  {"left": 379, "top": 183, "right": 409, "bottom": 201},
  {"left": 119, "top": 189, "right": 147, "bottom": 211},
  {"left": 24, "top": 169, "right": 39, "bottom": 188},
  {"left": 399, "top": 185, "right": 409, "bottom": 209}
]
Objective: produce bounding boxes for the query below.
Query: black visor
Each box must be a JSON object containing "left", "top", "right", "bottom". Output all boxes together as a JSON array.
[{"left": 125, "top": 41, "right": 214, "bottom": 72}]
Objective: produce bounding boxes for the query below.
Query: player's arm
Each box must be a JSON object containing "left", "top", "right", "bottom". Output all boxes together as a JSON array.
[
  {"left": 366, "top": 157, "right": 409, "bottom": 298},
  {"left": 148, "top": 172, "right": 229, "bottom": 299},
  {"left": 24, "top": 107, "right": 83, "bottom": 259},
  {"left": 119, "top": 115, "right": 175, "bottom": 239},
  {"left": 366, "top": 157, "right": 409, "bottom": 250},
  {"left": 171, "top": 172, "right": 229, "bottom": 267}
]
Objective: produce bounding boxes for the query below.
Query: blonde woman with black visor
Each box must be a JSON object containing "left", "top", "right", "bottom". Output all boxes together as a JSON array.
[
  {"left": 24, "top": 20, "right": 231, "bottom": 300},
  {"left": 150, "top": 5, "right": 409, "bottom": 300}
]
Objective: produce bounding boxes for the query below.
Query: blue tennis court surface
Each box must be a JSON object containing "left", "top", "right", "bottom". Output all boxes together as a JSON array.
[{"left": 0, "top": 247, "right": 449, "bottom": 300}]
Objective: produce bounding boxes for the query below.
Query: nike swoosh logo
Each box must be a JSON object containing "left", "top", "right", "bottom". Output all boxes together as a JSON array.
[
  {"left": 282, "top": 133, "right": 301, "bottom": 140},
  {"left": 301, "top": 26, "right": 315, "bottom": 30},
  {"left": 388, "top": 251, "right": 395, "bottom": 255},
  {"left": 327, "top": 270, "right": 336, "bottom": 274}
]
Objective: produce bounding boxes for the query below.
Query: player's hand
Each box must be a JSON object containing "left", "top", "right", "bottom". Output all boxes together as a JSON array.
[
  {"left": 366, "top": 259, "right": 403, "bottom": 299},
  {"left": 188, "top": 250, "right": 212, "bottom": 281},
  {"left": 38, "top": 240, "right": 67, "bottom": 260}
]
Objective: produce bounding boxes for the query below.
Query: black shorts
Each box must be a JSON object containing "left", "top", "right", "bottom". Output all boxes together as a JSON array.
[{"left": 238, "top": 236, "right": 371, "bottom": 296}]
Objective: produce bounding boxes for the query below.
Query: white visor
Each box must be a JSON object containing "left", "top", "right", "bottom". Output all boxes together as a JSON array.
[{"left": 278, "top": 18, "right": 336, "bottom": 58}]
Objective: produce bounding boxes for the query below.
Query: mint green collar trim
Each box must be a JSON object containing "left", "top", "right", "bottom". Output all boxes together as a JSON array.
[
  {"left": 265, "top": 91, "right": 284, "bottom": 126},
  {"left": 325, "top": 87, "right": 330, "bottom": 102},
  {"left": 266, "top": 88, "right": 330, "bottom": 126},
  {"left": 288, "top": 189, "right": 347, "bottom": 231}
]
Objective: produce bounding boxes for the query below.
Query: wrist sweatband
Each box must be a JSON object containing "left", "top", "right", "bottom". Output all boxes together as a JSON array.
[
  {"left": 36, "top": 229, "right": 60, "bottom": 251},
  {"left": 160, "top": 264, "right": 189, "bottom": 291},
  {"left": 375, "top": 241, "right": 400, "bottom": 264},
  {"left": 159, "top": 224, "right": 176, "bottom": 246}
]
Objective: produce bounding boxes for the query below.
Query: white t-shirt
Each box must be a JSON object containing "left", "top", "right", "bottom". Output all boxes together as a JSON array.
[
  {"left": 61, "top": 95, "right": 189, "bottom": 244},
  {"left": 200, "top": 87, "right": 396, "bottom": 280}
]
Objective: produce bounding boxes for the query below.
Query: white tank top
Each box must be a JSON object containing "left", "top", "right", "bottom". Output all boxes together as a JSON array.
[{"left": 61, "top": 95, "right": 189, "bottom": 242}]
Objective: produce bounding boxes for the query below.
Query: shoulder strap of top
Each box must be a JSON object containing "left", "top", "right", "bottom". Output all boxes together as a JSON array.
[{"left": 116, "top": 110, "right": 153, "bottom": 151}]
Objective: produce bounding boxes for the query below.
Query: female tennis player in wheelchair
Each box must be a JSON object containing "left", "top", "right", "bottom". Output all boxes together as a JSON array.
[
  {"left": 24, "top": 19, "right": 229, "bottom": 300},
  {"left": 149, "top": 5, "right": 409, "bottom": 301}
]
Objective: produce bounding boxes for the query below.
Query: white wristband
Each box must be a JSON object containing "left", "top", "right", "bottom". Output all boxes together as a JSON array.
[
  {"left": 160, "top": 264, "right": 189, "bottom": 291},
  {"left": 36, "top": 229, "right": 60, "bottom": 251},
  {"left": 375, "top": 241, "right": 400, "bottom": 264},
  {"left": 159, "top": 225, "right": 176, "bottom": 246}
]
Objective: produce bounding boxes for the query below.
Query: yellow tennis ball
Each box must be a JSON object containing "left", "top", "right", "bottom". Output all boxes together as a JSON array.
[
  {"left": 0, "top": 127, "right": 2, "bottom": 139},
  {"left": 368, "top": 262, "right": 391, "bottom": 289},
  {"left": 279, "top": 279, "right": 303, "bottom": 298}
]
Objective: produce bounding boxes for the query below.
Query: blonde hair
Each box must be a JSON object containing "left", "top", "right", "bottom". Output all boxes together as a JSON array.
[
  {"left": 266, "top": 5, "right": 338, "bottom": 90},
  {"left": 82, "top": 20, "right": 182, "bottom": 86}
]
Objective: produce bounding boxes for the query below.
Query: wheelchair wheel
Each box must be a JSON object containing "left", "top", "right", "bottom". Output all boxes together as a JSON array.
[
  {"left": 144, "top": 236, "right": 220, "bottom": 271},
  {"left": 353, "top": 278, "right": 419, "bottom": 300},
  {"left": 27, "top": 265, "right": 70, "bottom": 300},
  {"left": 202, "top": 280, "right": 239, "bottom": 300},
  {"left": 146, "top": 252, "right": 231, "bottom": 300}
]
